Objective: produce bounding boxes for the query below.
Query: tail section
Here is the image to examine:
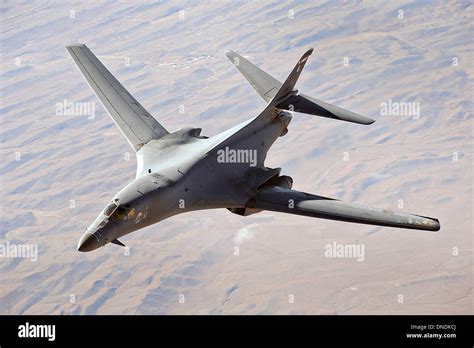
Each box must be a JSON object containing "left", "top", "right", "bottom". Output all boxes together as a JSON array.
[
  {"left": 226, "top": 49, "right": 375, "bottom": 125},
  {"left": 269, "top": 48, "right": 313, "bottom": 107}
]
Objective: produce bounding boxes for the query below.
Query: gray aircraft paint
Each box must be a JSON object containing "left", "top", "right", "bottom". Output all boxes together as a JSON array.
[{"left": 66, "top": 44, "right": 440, "bottom": 252}]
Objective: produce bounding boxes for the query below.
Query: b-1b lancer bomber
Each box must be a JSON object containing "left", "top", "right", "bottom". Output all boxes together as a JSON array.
[{"left": 66, "top": 44, "right": 440, "bottom": 252}]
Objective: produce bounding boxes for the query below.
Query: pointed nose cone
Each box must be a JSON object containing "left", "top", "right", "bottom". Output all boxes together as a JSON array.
[{"left": 77, "top": 233, "right": 100, "bottom": 252}]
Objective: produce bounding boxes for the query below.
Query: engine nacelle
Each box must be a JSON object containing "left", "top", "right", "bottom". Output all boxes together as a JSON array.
[
  {"left": 265, "top": 175, "right": 293, "bottom": 189},
  {"left": 227, "top": 175, "right": 293, "bottom": 217}
]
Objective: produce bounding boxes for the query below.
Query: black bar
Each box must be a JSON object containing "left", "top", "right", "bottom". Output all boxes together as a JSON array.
[{"left": 0, "top": 315, "right": 472, "bottom": 347}]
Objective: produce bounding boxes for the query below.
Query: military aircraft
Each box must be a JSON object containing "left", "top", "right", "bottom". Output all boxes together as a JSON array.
[{"left": 66, "top": 44, "right": 440, "bottom": 252}]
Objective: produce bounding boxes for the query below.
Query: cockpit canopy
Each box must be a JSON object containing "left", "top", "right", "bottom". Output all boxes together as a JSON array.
[{"left": 102, "top": 202, "right": 137, "bottom": 222}]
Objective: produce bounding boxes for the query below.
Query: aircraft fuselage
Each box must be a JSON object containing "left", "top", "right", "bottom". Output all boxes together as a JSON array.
[{"left": 77, "top": 110, "right": 291, "bottom": 251}]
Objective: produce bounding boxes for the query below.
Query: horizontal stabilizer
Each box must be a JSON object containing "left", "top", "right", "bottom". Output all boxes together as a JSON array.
[
  {"left": 278, "top": 94, "right": 375, "bottom": 125},
  {"left": 226, "top": 49, "right": 374, "bottom": 125},
  {"left": 226, "top": 50, "right": 281, "bottom": 103},
  {"left": 247, "top": 186, "right": 440, "bottom": 231}
]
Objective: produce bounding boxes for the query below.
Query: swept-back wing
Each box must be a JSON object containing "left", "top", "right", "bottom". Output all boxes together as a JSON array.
[
  {"left": 246, "top": 186, "right": 440, "bottom": 231},
  {"left": 226, "top": 49, "right": 374, "bottom": 125},
  {"left": 66, "top": 44, "right": 168, "bottom": 151}
]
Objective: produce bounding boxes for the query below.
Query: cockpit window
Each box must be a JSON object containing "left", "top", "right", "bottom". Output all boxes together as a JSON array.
[
  {"left": 104, "top": 203, "right": 118, "bottom": 217},
  {"left": 110, "top": 205, "right": 137, "bottom": 222},
  {"left": 111, "top": 206, "right": 127, "bottom": 221}
]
